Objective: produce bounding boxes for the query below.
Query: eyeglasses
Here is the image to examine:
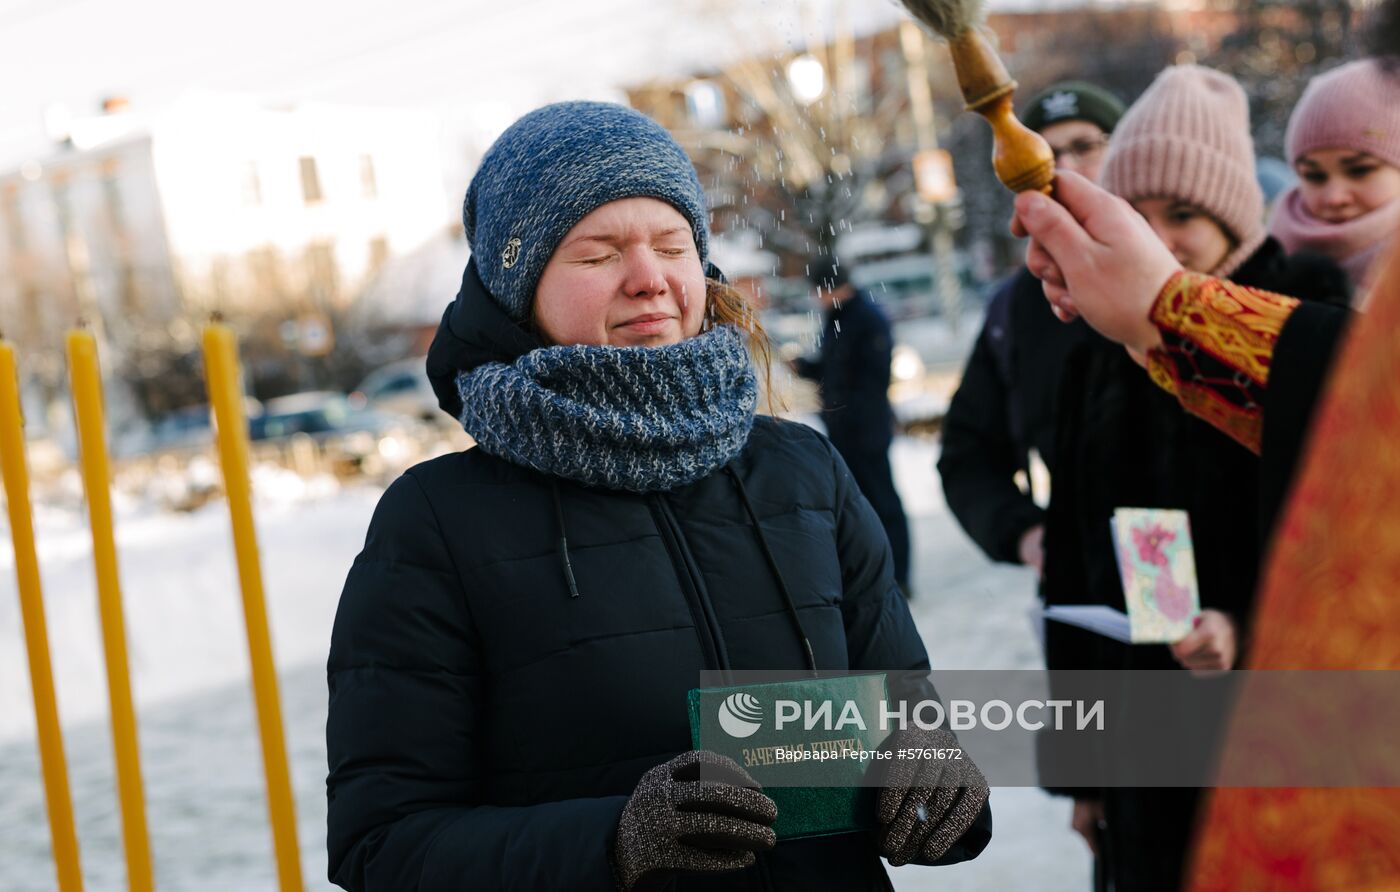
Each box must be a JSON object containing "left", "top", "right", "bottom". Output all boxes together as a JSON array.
[{"left": 1048, "top": 136, "right": 1110, "bottom": 163}]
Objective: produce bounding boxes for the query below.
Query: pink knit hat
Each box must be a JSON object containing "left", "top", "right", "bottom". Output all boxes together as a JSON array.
[
  {"left": 1100, "top": 65, "right": 1266, "bottom": 277},
  {"left": 1285, "top": 59, "right": 1400, "bottom": 169}
]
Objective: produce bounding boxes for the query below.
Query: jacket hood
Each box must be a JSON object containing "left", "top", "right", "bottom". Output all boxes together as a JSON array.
[{"left": 426, "top": 258, "right": 542, "bottom": 422}]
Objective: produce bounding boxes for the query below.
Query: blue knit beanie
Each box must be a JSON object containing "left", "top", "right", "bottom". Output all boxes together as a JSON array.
[{"left": 462, "top": 101, "right": 712, "bottom": 321}]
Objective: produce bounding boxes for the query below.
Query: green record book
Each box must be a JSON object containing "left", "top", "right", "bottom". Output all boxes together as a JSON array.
[{"left": 687, "top": 674, "right": 889, "bottom": 840}]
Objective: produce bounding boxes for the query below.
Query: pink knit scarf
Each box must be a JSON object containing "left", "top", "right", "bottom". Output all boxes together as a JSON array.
[{"left": 1269, "top": 187, "right": 1400, "bottom": 293}]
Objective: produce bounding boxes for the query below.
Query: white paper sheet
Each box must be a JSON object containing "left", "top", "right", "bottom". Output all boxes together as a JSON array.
[{"left": 1042, "top": 604, "right": 1133, "bottom": 644}]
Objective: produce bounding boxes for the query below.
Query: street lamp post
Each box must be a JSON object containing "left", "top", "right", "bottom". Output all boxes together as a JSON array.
[{"left": 899, "top": 20, "right": 964, "bottom": 333}]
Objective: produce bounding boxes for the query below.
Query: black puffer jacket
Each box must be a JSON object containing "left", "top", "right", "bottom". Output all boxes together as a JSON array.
[{"left": 325, "top": 262, "right": 991, "bottom": 891}]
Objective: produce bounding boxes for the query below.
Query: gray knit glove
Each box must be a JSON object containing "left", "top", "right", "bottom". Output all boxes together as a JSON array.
[
  {"left": 871, "top": 727, "right": 990, "bottom": 866},
  {"left": 612, "top": 749, "right": 778, "bottom": 891}
]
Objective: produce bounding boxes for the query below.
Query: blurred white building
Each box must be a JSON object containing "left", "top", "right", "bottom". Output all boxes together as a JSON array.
[{"left": 0, "top": 91, "right": 450, "bottom": 363}]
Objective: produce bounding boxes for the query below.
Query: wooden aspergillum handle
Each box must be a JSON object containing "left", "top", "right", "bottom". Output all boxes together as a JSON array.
[{"left": 948, "top": 28, "right": 1054, "bottom": 195}]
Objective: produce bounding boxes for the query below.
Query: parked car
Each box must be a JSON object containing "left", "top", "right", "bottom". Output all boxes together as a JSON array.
[
  {"left": 351, "top": 358, "right": 441, "bottom": 423},
  {"left": 142, "top": 398, "right": 263, "bottom": 455},
  {"left": 249, "top": 391, "right": 429, "bottom": 477}
]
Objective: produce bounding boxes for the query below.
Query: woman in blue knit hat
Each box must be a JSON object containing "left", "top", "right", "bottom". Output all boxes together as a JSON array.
[{"left": 324, "top": 101, "right": 991, "bottom": 892}]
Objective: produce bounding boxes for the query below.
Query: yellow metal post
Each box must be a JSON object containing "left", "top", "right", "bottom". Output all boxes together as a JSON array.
[
  {"left": 0, "top": 339, "right": 84, "bottom": 892},
  {"left": 65, "top": 329, "right": 154, "bottom": 892},
  {"left": 200, "top": 322, "right": 304, "bottom": 892}
]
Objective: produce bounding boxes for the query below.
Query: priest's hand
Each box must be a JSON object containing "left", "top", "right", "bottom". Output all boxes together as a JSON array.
[{"left": 1010, "top": 170, "right": 1180, "bottom": 357}]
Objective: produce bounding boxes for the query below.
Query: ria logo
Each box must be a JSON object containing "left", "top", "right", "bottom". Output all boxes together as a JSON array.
[{"left": 718, "top": 692, "right": 764, "bottom": 738}]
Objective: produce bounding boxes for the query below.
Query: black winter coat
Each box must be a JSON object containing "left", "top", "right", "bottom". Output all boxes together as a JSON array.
[
  {"left": 1039, "top": 239, "right": 1348, "bottom": 892},
  {"left": 792, "top": 289, "right": 895, "bottom": 454},
  {"left": 1041, "top": 238, "right": 1350, "bottom": 674},
  {"left": 1259, "top": 299, "right": 1350, "bottom": 538},
  {"left": 938, "top": 267, "right": 1091, "bottom": 564},
  {"left": 325, "top": 262, "right": 991, "bottom": 892}
]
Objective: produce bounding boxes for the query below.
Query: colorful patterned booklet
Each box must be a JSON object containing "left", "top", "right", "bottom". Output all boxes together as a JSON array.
[{"left": 1109, "top": 507, "right": 1202, "bottom": 642}]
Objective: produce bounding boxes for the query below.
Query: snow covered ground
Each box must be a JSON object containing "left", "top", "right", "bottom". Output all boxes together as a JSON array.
[{"left": 0, "top": 435, "right": 1090, "bottom": 891}]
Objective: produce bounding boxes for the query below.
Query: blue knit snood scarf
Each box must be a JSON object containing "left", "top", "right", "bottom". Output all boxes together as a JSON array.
[{"left": 455, "top": 325, "right": 758, "bottom": 493}]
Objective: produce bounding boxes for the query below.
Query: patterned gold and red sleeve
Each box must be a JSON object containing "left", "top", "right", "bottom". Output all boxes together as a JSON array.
[{"left": 1144, "top": 270, "right": 1301, "bottom": 455}]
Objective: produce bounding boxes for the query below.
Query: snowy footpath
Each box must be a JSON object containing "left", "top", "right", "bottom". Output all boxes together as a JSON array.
[{"left": 0, "top": 437, "right": 1091, "bottom": 891}]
